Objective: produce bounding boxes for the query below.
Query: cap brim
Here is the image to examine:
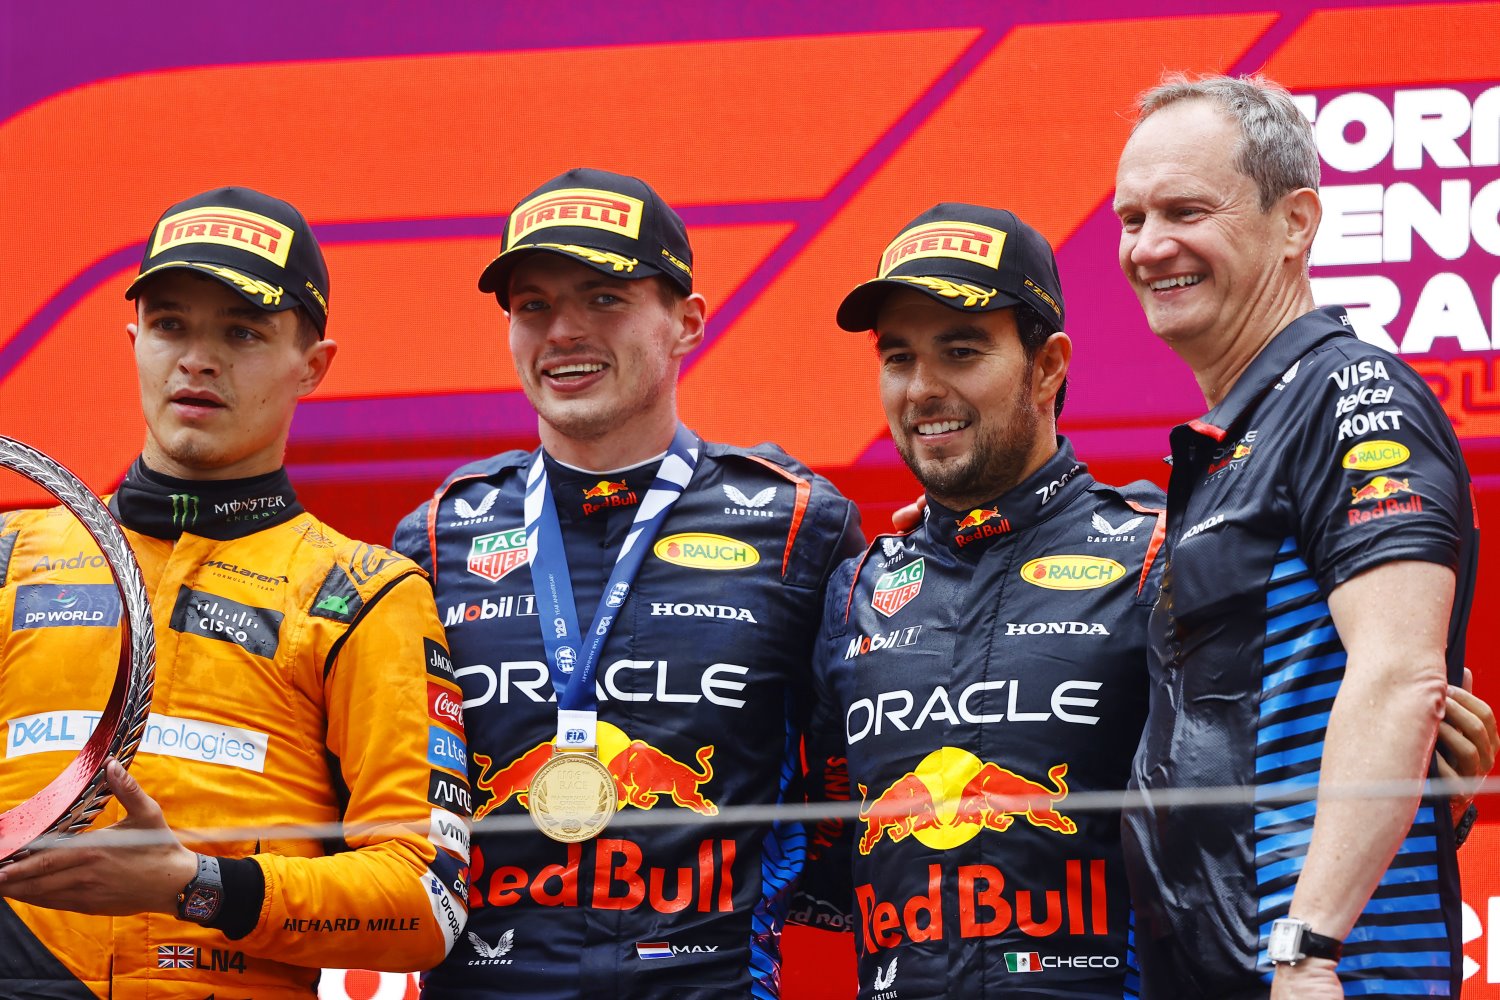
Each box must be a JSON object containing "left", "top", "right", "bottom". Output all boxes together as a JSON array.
[
  {"left": 478, "top": 244, "right": 670, "bottom": 306},
  {"left": 125, "top": 260, "right": 304, "bottom": 314},
  {"left": 835, "top": 276, "right": 1025, "bottom": 332}
]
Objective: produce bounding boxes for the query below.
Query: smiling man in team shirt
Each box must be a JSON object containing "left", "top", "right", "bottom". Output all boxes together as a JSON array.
[{"left": 395, "top": 167, "right": 862, "bottom": 999}]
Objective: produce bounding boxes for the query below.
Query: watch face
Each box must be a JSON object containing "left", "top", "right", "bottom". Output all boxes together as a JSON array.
[
  {"left": 182, "top": 887, "right": 221, "bottom": 923},
  {"left": 1267, "top": 919, "right": 1303, "bottom": 962}
]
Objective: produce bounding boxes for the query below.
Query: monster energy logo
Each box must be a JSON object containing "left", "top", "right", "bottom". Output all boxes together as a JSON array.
[{"left": 170, "top": 493, "right": 200, "bottom": 527}]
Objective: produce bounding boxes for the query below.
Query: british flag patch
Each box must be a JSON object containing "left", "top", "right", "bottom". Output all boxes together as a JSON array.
[{"left": 157, "top": 944, "right": 196, "bottom": 969}]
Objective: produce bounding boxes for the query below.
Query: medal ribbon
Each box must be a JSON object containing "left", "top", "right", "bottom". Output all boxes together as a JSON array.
[{"left": 524, "top": 424, "right": 700, "bottom": 749}]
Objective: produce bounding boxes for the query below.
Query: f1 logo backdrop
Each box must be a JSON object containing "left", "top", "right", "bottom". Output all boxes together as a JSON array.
[{"left": 4, "top": 3, "right": 1500, "bottom": 997}]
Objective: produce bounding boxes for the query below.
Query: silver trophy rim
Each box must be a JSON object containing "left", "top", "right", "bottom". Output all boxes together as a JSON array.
[{"left": 0, "top": 436, "right": 155, "bottom": 862}]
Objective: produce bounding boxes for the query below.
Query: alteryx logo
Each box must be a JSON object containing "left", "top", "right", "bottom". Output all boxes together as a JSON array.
[
  {"left": 13, "top": 584, "right": 122, "bottom": 630},
  {"left": 428, "top": 726, "right": 467, "bottom": 774}
]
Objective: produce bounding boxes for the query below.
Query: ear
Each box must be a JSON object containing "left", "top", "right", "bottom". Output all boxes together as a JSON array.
[
  {"left": 1281, "top": 187, "right": 1322, "bottom": 261},
  {"left": 1033, "top": 332, "right": 1072, "bottom": 411},
  {"left": 126, "top": 321, "right": 139, "bottom": 347},
  {"left": 670, "top": 292, "right": 708, "bottom": 360},
  {"left": 296, "top": 339, "right": 338, "bottom": 399}
]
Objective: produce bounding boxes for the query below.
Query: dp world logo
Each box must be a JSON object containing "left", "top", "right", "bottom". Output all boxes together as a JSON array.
[{"left": 170, "top": 493, "right": 200, "bottom": 527}]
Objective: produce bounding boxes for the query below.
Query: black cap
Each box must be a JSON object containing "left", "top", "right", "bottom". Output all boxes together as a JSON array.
[
  {"left": 125, "top": 186, "right": 331, "bottom": 335},
  {"left": 836, "top": 203, "right": 1064, "bottom": 333},
  {"left": 478, "top": 168, "right": 693, "bottom": 308}
]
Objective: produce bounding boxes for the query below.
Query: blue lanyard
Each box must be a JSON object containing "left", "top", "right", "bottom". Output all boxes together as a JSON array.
[{"left": 523, "top": 424, "right": 700, "bottom": 749}]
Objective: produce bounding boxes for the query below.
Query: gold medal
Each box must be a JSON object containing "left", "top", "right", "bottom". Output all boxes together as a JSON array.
[{"left": 527, "top": 750, "right": 618, "bottom": 843}]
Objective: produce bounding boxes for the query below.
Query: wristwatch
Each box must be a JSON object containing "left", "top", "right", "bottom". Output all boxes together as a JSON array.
[
  {"left": 1267, "top": 916, "right": 1342, "bottom": 965},
  {"left": 175, "top": 854, "right": 224, "bottom": 925}
]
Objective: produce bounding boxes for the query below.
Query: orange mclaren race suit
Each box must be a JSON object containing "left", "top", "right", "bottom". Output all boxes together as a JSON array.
[
  {"left": 394, "top": 438, "right": 861, "bottom": 999},
  {"left": 0, "top": 461, "right": 470, "bottom": 1000},
  {"left": 794, "top": 440, "right": 1166, "bottom": 999}
]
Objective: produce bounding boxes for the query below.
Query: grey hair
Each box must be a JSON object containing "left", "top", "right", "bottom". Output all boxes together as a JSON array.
[{"left": 1134, "top": 73, "right": 1320, "bottom": 211}]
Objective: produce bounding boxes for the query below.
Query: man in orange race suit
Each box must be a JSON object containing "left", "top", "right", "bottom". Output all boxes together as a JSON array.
[{"left": 0, "top": 186, "right": 469, "bottom": 999}]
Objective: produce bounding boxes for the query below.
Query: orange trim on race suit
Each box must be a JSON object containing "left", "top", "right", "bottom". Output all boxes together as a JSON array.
[
  {"left": 1125, "top": 499, "right": 1167, "bottom": 598},
  {"left": 741, "top": 454, "right": 812, "bottom": 578}
]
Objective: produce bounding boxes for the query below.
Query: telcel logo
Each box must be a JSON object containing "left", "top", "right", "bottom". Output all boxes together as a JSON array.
[
  {"left": 652, "top": 533, "right": 759, "bottom": 570},
  {"left": 1019, "top": 556, "right": 1126, "bottom": 591}
]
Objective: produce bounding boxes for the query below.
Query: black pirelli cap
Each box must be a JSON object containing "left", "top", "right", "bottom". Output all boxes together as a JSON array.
[
  {"left": 478, "top": 167, "right": 693, "bottom": 308},
  {"left": 125, "top": 186, "right": 330, "bottom": 335},
  {"left": 837, "top": 202, "right": 1064, "bottom": 333}
]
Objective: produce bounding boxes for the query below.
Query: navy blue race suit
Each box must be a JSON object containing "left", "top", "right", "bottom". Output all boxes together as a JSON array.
[
  {"left": 1123, "top": 306, "right": 1478, "bottom": 998},
  {"left": 395, "top": 438, "right": 861, "bottom": 999},
  {"left": 796, "top": 440, "right": 1166, "bottom": 999}
]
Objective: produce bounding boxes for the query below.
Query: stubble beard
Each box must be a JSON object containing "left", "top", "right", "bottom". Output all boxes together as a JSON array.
[{"left": 895, "top": 379, "right": 1040, "bottom": 510}]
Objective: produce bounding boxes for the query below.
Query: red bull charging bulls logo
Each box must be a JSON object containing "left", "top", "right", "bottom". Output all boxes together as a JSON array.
[
  {"left": 953, "top": 508, "right": 1011, "bottom": 547},
  {"left": 857, "top": 748, "right": 1075, "bottom": 855},
  {"left": 581, "top": 480, "right": 639, "bottom": 516},
  {"left": 470, "top": 721, "right": 716, "bottom": 821}
]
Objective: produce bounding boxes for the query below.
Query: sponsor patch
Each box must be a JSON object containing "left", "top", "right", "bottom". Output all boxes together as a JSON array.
[
  {"left": 13, "top": 583, "right": 122, "bottom": 630},
  {"left": 1019, "top": 555, "right": 1126, "bottom": 591},
  {"left": 428, "top": 726, "right": 468, "bottom": 774},
  {"left": 468, "top": 928, "right": 515, "bottom": 965},
  {"left": 423, "top": 871, "right": 465, "bottom": 952},
  {"left": 425, "top": 637, "right": 457, "bottom": 682},
  {"left": 879, "top": 220, "right": 1006, "bottom": 276},
  {"left": 443, "top": 594, "right": 537, "bottom": 627},
  {"left": 428, "top": 770, "right": 472, "bottom": 813},
  {"left": 652, "top": 533, "right": 759, "bottom": 571},
  {"left": 348, "top": 543, "right": 402, "bottom": 586},
  {"left": 429, "top": 682, "right": 465, "bottom": 733},
  {"left": 310, "top": 563, "right": 363, "bottom": 622},
  {"left": 649, "top": 602, "right": 757, "bottom": 623},
  {"left": 845, "top": 625, "right": 922, "bottom": 659},
  {"left": 169, "top": 587, "right": 282, "bottom": 658},
  {"left": 872, "top": 558, "right": 925, "bottom": 617},
  {"left": 508, "top": 187, "right": 644, "bottom": 243},
  {"left": 151, "top": 205, "right": 293, "bottom": 266},
  {"left": 723, "top": 483, "right": 776, "bottom": 517},
  {"left": 468, "top": 527, "right": 530, "bottom": 582},
  {"left": 7, "top": 710, "right": 267, "bottom": 772},
  {"left": 1342, "top": 439, "right": 1410, "bottom": 471},
  {"left": 429, "top": 808, "right": 471, "bottom": 858}
]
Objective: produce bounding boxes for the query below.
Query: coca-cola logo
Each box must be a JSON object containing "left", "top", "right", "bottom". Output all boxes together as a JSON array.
[
  {"left": 434, "top": 691, "right": 463, "bottom": 724},
  {"left": 428, "top": 682, "right": 465, "bottom": 731}
]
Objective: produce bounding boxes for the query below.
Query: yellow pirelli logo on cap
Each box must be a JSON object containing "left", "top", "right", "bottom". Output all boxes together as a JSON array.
[
  {"left": 508, "top": 188, "right": 644, "bottom": 244},
  {"left": 152, "top": 207, "right": 293, "bottom": 267},
  {"left": 879, "top": 221, "right": 1006, "bottom": 277}
]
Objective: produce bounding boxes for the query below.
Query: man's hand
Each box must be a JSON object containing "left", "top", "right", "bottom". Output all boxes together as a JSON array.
[
  {"left": 891, "top": 493, "right": 926, "bottom": 532},
  {"left": 1437, "top": 667, "right": 1497, "bottom": 825},
  {"left": 0, "top": 759, "right": 198, "bottom": 916},
  {"left": 1271, "top": 958, "right": 1342, "bottom": 998}
]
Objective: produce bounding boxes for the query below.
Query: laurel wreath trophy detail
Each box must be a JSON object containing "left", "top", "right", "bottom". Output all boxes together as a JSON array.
[{"left": 0, "top": 436, "right": 156, "bottom": 865}]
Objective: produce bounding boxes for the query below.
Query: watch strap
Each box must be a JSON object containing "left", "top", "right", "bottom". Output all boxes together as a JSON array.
[{"left": 1300, "top": 926, "right": 1343, "bottom": 962}]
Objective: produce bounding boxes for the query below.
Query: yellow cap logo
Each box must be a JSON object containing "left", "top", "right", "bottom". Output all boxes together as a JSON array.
[
  {"left": 1341, "top": 440, "right": 1410, "bottom": 471},
  {"left": 508, "top": 188, "right": 644, "bottom": 244},
  {"left": 1020, "top": 555, "right": 1126, "bottom": 591},
  {"left": 652, "top": 533, "right": 759, "bottom": 570},
  {"left": 879, "top": 221, "right": 1006, "bottom": 277},
  {"left": 152, "top": 206, "right": 293, "bottom": 267}
]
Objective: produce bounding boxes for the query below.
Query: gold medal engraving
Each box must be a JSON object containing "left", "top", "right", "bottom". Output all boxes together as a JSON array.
[{"left": 528, "top": 750, "right": 617, "bottom": 843}]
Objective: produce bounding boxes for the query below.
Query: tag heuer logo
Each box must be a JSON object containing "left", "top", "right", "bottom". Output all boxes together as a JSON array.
[
  {"left": 467, "top": 527, "right": 529, "bottom": 582},
  {"left": 871, "top": 558, "right": 925, "bottom": 618}
]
